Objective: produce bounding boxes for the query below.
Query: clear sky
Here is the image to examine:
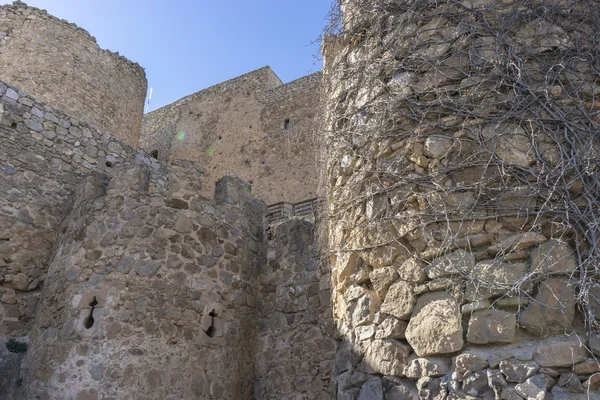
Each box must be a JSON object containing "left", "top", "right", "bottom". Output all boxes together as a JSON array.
[{"left": 2, "top": 0, "right": 332, "bottom": 112}]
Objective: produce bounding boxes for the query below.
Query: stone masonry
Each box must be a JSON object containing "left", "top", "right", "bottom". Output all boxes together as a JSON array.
[
  {"left": 140, "top": 67, "right": 322, "bottom": 204},
  {"left": 4, "top": 0, "right": 600, "bottom": 399},
  {"left": 0, "top": 2, "right": 147, "bottom": 147},
  {"left": 324, "top": 0, "right": 600, "bottom": 399}
]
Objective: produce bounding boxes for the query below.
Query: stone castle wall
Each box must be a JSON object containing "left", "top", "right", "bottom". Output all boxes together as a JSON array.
[
  {"left": 324, "top": 0, "right": 600, "bottom": 399},
  {"left": 140, "top": 67, "right": 321, "bottom": 204},
  {"left": 0, "top": 2, "right": 147, "bottom": 147},
  {"left": 0, "top": 67, "right": 334, "bottom": 399},
  {"left": 0, "top": 79, "right": 164, "bottom": 343},
  {"left": 21, "top": 164, "right": 266, "bottom": 399},
  {"left": 255, "top": 218, "right": 335, "bottom": 399}
]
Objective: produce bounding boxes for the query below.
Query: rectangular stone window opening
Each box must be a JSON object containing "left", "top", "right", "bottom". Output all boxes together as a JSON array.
[{"left": 284, "top": 118, "right": 290, "bottom": 130}]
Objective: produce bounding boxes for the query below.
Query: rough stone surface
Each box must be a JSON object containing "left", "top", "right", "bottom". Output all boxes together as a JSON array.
[
  {"left": 0, "top": 3, "right": 147, "bottom": 146},
  {"left": 405, "top": 292, "right": 463, "bottom": 356},
  {"left": 380, "top": 280, "right": 415, "bottom": 320},
  {"left": 467, "top": 310, "right": 516, "bottom": 344},
  {"left": 534, "top": 339, "right": 589, "bottom": 367},
  {"left": 363, "top": 339, "right": 411, "bottom": 376},
  {"left": 520, "top": 278, "right": 577, "bottom": 337},
  {"left": 499, "top": 359, "right": 539, "bottom": 383},
  {"left": 140, "top": 68, "right": 321, "bottom": 204}
]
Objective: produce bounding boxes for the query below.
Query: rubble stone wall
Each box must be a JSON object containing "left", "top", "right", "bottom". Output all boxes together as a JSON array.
[
  {"left": 140, "top": 67, "right": 321, "bottom": 204},
  {"left": 21, "top": 164, "right": 267, "bottom": 399},
  {"left": 0, "top": 79, "right": 165, "bottom": 342},
  {"left": 0, "top": 2, "right": 147, "bottom": 147},
  {"left": 323, "top": 0, "right": 600, "bottom": 399},
  {"left": 255, "top": 218, "right": 335, "bottom": 399}
]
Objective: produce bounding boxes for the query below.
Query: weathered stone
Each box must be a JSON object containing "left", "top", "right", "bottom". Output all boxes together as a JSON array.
[
  {"left": 573, "top": 360, "right": 600, "bottom": 375},
  {"left": 461, "top": 300, "right": 492, "bottom": 314},
  {"left": 369, "top": 267, "right": 398, "bottom": 297},
  {"left": 488, "top": 233, "right": 547, "bottom": 254},
  {"left": 515, "top": 375, "right": 548, "bottom": 400},
  {"left": 462, "top": 370, "right": 490, "bottom": 397},
  {"left": 551, "top": 385, "right": 600, "bottom": 400},
  {"left": 531, "top": 240, "right": 577, "bottom": 274},
  {"left": 534, "top": 338, "right": 589, "bottom": 367},
  {"left": 352, "top": 292, "right": 379, "bottom": 327},
  {"left": 499, "top": 359, "right": 539, "bottom": 383},
  {"left": 358, "top": 377, "right": 383, "bottom": 400},
  {"left": 558, "top": 372, "right": 585, "bottom": 393},
  {"left": 423, "top": 136, "right": 453, "bottom": 159},
  {"left": 404, "top": 358, "right": 450, "bottom": 379},
  {"left": 417, "top": 377, "right": 447, "bottom": 400},
  {"left": 107, "top": 141, "right": 123, "bottom": 154},
  {"left": 406, "top": 292, "right": 463, "bottom": 356},
  {"left": 467, "top": 310, "right": 516, "bottom": 344},
  {"left": 426, "top": 249, "right": 475, "bottom": 279},
  {"left": 455, "top": 353, "right": 488, "bottom": 377},
  {"left": 363, "top": 339, "right": 411, "bottom": 376},
  {"left": 383, "top": 377, "right": 419, "bottom": 400},
  {"left": 173, "top": 214, "right": 193, "bottom": 233},
  {"left": 520, "top": 278, "right": 576, "bottom": 337},
  {"left": 375, "top": 316, "right": 407, "bottom": 340},
  {"left": 465, "top": 261, "right": 528, "bottom": 301},
  {"left": 380, "top": 280, "right": 415, "bottom": 320},
  {"left": 487, "top": 369, "right": 508, "bottom": 399},
  {"left": 397, "top": 257, "right": 426, "bottom": 283}
]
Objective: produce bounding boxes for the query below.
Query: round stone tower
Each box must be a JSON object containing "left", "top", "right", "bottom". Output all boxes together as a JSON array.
[
  {"left": 21, "top": 162, "right": 266, "bottom": 399},
  {"left": 0, "top": 2, "right": 147, "bottom": 147},
  {"left": 323, "top": 0, "right": 600, "bottom": 398}
]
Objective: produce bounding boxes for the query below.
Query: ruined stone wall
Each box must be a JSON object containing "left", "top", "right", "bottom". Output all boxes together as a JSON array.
[
  {"left": 323, "top": 0, "right": 600, "bottom": 399},
  {"left": 0, "top": 78, "right": 166, "bottom": 398},
  {"left": 0, "top": 2, "right": 147, "bottom": 147},
  {"left": 21, "top": 164, "right": 267, "bottom": 399},
  {"left": 255, "top": 218, "right": 335, "bottom": 399},
  {"left": 140, "top": 68, "right": 321, "bottom": 204},
  {"left": 0, "top": 79, "right": 165, "bottom": 344},
  {"left": 256, "top": 73, "right": 322, "bottom": 202}
]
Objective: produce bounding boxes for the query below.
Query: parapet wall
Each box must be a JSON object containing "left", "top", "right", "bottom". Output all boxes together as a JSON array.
[
  {"left": 324, "top": 0, "right": 600, "bottom": 398},
  {"left": 0, "top": 2, "right": 147, "bottom": 147},
  {"left": 140, "top": 67, "right": 321, "bottom": 204}
]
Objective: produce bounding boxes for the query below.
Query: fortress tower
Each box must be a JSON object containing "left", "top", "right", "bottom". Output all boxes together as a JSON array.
[
  {"left": 21, "top": 162, "right": 266, "bottom": 399},
  {"left": 0, "top": 2, "right": 147, "bottom": 146},
  {"left": 323, "top": 0, "right": 600, "bottom": 398}
]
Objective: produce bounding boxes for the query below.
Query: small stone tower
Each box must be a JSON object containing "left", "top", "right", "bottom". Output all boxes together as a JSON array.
[{"left": 21, "top": 162, "right": 266, "bottom": 399}]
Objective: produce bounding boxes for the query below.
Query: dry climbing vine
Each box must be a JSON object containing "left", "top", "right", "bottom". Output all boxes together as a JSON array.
[{"left": 320, "top": 0, "right": 600, "bottom": 336}]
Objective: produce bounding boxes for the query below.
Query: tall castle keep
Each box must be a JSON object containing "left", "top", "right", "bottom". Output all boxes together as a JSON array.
[{"left": 2, "top": 0, "right": 600, "bottom": 399}]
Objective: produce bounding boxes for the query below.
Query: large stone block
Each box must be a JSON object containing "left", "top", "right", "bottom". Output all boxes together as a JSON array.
[
  {"left": 405, "top": 292, "right": 463, "bottom": 356},
  {"left": 520, "top": 278, "right": 576, "bottom": 337},
  {"left": 362, "top": 339, "right": 411, "bottom": 376},
  {"left": 467, "top": 310, "right": 516, "bottom": 344},
  {"left": 380, "top": 280, "right": 415, "bottom": 320},
  {"left": 534, "top": 338, "right": 589, "bottom": 367}
]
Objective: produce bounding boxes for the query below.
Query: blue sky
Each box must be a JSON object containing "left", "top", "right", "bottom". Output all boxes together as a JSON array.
[{"left": 3, "top": 1, "right": 332, "bottom": 112}]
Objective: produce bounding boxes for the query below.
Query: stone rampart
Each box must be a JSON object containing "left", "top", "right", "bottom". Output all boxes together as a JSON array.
[
  {"left": 0, "top": 2, "right": 147, "bottom": 147},
  {"left": 21, "top": 164, "right": 267, "bottom": 399},
  {"left": 140, "top": 67, "right": 321, "bottom": 204},
  {"left": 0, "top": 79, "right": 165, "bottom": 342},
  {"left": 323, "top": 0, "right": 600, "bottom": 398},
  {"left": 255, "top": 218, "right": 335, "bottom": 399}
]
